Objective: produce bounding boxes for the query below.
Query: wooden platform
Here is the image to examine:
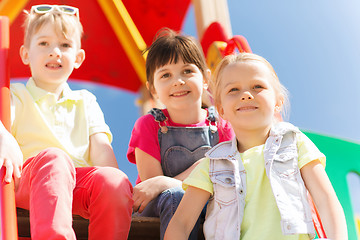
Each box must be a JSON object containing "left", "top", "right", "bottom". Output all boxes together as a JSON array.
[{"left": 17, "top": 208, "right": 204, "bottom": 239}]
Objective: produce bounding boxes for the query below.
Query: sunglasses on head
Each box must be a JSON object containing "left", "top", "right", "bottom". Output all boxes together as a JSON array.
[{"left": 30, "top": 5, "right": 79, "bottom": 19}]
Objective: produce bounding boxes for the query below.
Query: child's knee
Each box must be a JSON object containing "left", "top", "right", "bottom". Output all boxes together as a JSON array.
[
  {"left": 165, "top": 187, "right": 184, "bottom": 201},
  {"left": 158, "top": 187, "right": 184, "bottom": 211},
  {"left": 93, "top": 167, "right": 133, "bottom": 200}
]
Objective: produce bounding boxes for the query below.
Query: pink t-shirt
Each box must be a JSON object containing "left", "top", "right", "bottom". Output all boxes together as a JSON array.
[{"left": 127, "top": 108, "right": 234, "bottom": 183}]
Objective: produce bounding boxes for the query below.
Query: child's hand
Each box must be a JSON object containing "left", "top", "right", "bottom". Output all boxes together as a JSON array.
[
  {"left": 0, "top": 124, "right": 22, "bottom": 183},
  {"left": 132, "top": 176, "right": 181, "bottom": 213},
  {"left": 132, "top": 180, "right": 156, "bottom": 213}
]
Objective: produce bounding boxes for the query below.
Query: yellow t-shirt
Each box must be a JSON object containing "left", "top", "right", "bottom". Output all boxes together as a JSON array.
[
  {"left": 10, "top": 78, "right": 112, "bottom": 167},
  {"left": 184, "top": 131, "right": 325, "bottom": 240}
]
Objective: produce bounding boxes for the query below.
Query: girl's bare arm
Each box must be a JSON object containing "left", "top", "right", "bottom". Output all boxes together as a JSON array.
[
  {"left": 301, "top": 160, "right": 348, "bottom": 240},
  {"left": 164, "top": 186, "right": 210, "bottom": 240},
  {"left": 174, "top": 158, "right": 204, "bottom": 181}
]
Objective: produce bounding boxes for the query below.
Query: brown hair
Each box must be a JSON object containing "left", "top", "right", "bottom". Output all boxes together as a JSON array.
[
  {"left": 145, "top": 28, "right": 208, "bottom": 93},
  {"left": 23, "top": 7, "right": 83, "bottom": 48}
]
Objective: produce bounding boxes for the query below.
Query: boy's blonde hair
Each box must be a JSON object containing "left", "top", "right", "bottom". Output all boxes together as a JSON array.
[
  {"left": 23, "top": 7, "right": 83, "bottom": 48},
  {"left": 210, "top": 53, "right": 290, "bottom": 119}
]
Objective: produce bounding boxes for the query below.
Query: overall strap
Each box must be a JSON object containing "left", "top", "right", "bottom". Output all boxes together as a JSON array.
[
  {"left": 149, "top": 107, "right": 218, "bottom": 122},
  {"left": 207, "top": 106, "right": 218, "bottom": 133},
  {"left": 148, "top": 108, "right": 167, "bottom": 122},
  {"left": 207, "top": 106, "right": 217, "bottom": 123},
  {"left": 148, "top": 108, "right": 168, "bottom": 133}
]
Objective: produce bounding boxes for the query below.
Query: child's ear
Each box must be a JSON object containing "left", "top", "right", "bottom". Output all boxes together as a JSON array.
[
  {"left": 203, "top": 69, "right": 211, "bottom": 90},
  {"left": 275, "top": 95, "right": 284, "bottom": 113},
  {"left": 74, "top": 49, "right": 85, "bottom": 69},
  {"left": 19, "top": 45, "right": 30, "bottom": 65},
  {"left": 146, "top": 81, "right": 158, "bottom": 99},
  {"left": 217, "top": 105, "right": 225, "bottom": 119},
  {"left": 274, "top": 96, "right": 284, "bottom": 121}
]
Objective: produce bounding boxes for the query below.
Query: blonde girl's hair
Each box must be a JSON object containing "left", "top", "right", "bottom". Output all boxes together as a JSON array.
[
  {"left": 145, "top": 28, "right": 208, "bottom": 94},
  {"left": 23, "top": 7, "right": 83, "bottom": 48},
  {"left": 210, "top": 53, "right": 290, "bottom": 120}
]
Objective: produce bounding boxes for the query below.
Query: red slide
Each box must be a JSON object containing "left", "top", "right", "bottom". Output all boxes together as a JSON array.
[{"left": 0, "top": 16, "right": 18, "bottom": 240}]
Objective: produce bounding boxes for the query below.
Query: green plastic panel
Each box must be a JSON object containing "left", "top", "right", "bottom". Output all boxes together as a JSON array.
[{"left": 304, "top": 131, "right": 360, "bottom": 239}]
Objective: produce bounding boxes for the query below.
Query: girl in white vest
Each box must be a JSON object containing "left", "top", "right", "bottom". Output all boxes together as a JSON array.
[{"left": 164, "top": 53, "right": 347, "bottom": 240}]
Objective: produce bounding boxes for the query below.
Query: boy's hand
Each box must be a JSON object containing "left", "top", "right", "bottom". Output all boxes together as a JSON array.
[{"left": 0, "top": 124, "right": 22, "bottom": 183}]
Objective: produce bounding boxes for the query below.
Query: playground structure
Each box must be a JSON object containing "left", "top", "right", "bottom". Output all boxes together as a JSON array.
[
  {"left": 0, "top": 16, "right": 18, "bottom": 240},
  {"left": 0, "top": 0, "right": 360, "bottom": 239}
]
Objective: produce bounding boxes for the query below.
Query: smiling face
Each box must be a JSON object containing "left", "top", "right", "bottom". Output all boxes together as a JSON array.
[
  {"left": 20, "top": 22, "right": 84, "bottom": 92},
  {"left": 218, "top": 61, "right": 283, "bottom": 132},
  {"left": 151, "top": 58, "right": 206, "bottom": 111}
]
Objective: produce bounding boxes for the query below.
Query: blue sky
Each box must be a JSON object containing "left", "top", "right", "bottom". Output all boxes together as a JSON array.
[
  {"left": 14, "top": 0, "right": 360, "bottom": 214},
  {"left": 225, "top": 1, "right": 360, "bottom": 143}
]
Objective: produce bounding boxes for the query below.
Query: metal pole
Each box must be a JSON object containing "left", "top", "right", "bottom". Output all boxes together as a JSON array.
[{"left": 0, "top": 16, "right": 18, "bottom": 240}]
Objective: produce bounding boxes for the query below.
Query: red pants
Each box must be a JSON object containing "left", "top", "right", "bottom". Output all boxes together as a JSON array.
[{"left": 15, "top": 148, "right": 133, "bottom": 240}]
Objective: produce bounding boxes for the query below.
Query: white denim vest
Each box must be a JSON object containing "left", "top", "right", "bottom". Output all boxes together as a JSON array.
[{"left": 204, "top": 122, "right": 315, "bottom": 240}]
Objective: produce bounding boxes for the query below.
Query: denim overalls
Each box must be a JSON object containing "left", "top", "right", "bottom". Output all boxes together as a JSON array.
[{"left": 140, "top": 107, "right": 219, "bottom": 240}]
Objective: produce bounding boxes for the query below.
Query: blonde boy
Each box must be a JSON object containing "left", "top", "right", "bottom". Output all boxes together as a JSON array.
[{"left": 2, "top": 5, "right": 133, "bottom": 239}]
